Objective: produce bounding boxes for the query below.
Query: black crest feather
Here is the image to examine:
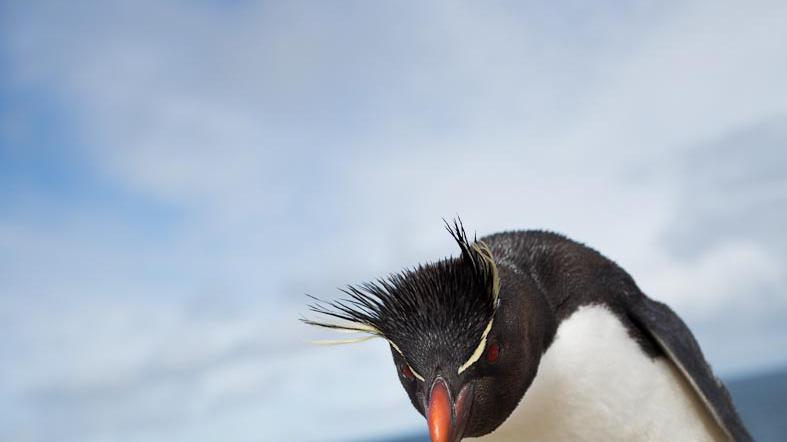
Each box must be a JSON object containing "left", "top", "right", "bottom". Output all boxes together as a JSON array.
[{"left": 303, "top": 218, "right": 500, "bottom": 372}]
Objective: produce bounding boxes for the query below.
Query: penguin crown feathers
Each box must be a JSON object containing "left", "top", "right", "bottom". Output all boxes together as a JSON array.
[{"left": 303, "top": 219, "right": 500, "bottom": 374}]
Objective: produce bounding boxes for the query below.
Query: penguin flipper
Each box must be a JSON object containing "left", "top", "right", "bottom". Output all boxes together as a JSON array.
[{"left": 627, "top": 296, "right": 752, "bottom": 442}]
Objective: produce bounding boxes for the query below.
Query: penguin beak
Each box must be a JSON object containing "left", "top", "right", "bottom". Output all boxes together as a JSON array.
[{"left": 427, "top": 377, "right": 474, "bottom": 442}]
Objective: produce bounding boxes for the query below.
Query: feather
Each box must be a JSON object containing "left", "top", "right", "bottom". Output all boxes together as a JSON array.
[{"left": 302, "top": 217, "right": 500, "bottom": 375}]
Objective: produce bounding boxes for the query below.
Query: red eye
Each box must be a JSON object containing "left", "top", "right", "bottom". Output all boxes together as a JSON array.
[
  {"left": 486, "top": 342, "right": 500, "bottom": 363},
  {"left": 402, "top": 364, "right": 414, "bottom": 379}
]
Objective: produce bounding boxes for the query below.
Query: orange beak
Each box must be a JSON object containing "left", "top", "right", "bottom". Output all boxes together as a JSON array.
[{"left": 427, "top": 378, "right": 474, "bottom": 442}]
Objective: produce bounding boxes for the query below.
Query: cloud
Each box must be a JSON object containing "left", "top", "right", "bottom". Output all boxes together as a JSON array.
[
  {"left": 643, "top": 240, "right": 785, "bottom": 317},
  {"left": 665, "top": 118, "right": 787, "bottom": 256}
]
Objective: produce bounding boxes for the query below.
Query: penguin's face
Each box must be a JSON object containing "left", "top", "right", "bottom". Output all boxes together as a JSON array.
[
  {"left": 304, "top": 220, "right": 549, "bottom": 442},
  {"left": 389, "top": 266, "right": 548, "bottom": 441}
]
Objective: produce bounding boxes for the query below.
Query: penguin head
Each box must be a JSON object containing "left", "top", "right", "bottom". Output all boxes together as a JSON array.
[{"left": 305, "top": 220, "right": 552, "bottom": 441}]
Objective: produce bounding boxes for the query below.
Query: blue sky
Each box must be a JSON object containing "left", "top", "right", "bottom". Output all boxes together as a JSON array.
[{"left": 2, "top": 1, "right": 787, "bottom": 441}]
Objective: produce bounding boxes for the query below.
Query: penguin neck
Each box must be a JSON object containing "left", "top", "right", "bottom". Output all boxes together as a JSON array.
[
  {"left": 465, "top": 268, "right": 558, "bottom": 438},
  {"left": 532, "top": 287, "right": 560, "bottom": 362},
  {"left": 498, "top": 261, "right": 559, "bottom": 357}
]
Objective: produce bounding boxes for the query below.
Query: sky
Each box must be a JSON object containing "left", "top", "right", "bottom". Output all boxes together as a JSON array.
[{"left": 1, "top": 1, "right": 787, "bottom": 441}]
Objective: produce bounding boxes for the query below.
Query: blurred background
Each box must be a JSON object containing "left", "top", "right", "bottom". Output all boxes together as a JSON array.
[{"left": 1, "top": 1, "right": 786, "bottom": 441}]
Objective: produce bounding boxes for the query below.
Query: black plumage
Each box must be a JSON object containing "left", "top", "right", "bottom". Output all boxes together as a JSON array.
[{"left": 304, "top": 219, "right": 499, "bottom": 375}]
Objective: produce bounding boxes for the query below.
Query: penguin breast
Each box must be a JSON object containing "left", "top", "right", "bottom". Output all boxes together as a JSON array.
[{"left": 475, "top": 305, "right": 726, "bottom": 442}]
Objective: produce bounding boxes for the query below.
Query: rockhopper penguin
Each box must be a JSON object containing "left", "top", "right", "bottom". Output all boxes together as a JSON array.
[{"left": 304, "top": 220, "right": 751, "bottom": 441}]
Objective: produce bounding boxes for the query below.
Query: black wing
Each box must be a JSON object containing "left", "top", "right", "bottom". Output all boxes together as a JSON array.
[{"left": 626, "top": 296, "right": 752, "bottom": 442}]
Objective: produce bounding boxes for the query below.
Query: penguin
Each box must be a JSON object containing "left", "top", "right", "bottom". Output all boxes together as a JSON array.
[{"left": 304, "top": 220, "right": 752, "bottom": 442}]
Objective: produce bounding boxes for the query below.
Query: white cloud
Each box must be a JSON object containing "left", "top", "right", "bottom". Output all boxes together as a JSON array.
[{"left": 642, "top": 240, "right": 786, "bottom": 318}]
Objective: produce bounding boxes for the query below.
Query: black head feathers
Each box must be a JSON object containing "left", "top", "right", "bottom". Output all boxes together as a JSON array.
[{"left": 303, "top": 219, "right": 500, "bottom": 375}]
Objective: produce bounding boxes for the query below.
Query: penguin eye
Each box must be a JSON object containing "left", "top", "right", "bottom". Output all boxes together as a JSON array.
[
  {"left": 486, "top": 342, "right": 500, "bottom": 363},
  {"left": 402, "top": 364, "right": 415, "bottom": 380}
]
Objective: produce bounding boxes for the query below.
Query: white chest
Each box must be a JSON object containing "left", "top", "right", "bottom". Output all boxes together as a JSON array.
[{"left": 474, "top": 305, "right": 725, "bottom": 442}]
